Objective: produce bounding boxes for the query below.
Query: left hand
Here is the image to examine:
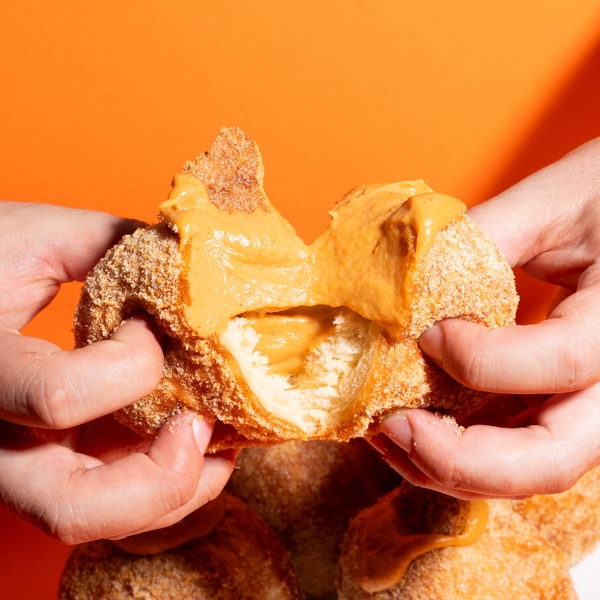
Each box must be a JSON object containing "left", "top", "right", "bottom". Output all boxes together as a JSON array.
[{"left": 0, "top": 201, "right": 237, "bottom": 543}]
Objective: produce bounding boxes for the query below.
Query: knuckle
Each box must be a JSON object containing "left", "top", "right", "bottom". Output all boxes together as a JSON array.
[
  {"left": 29, "top": 372, "right": 79, "bottom": 429},
  {"left": 134, "top": 347, "right": 163, "bottom": 382},
  {"left": 51, "top": 522, "right": 81, "bottom": 545},
  {"left": 559, "top": 343, "right": 599, "bottom": 391},
  {"left": 536, "top": 472, "right": 574, "bottom": 496},
  {"left": 454, "top": 350, "right": 491, "bottom": 390},
  {"left": 427, "top": 454, "right": 468, "bottom": 489},
  {"left": 41, "top": 500, "right": 91, "bottom": 546},
  {"left": 536, "top": 449, "right": 581, "bottom": 495},
  {"left": 442, "top": 325, "right": 495, "bottom": 390},
  {"left": 158, "top": 471, "right": 199, "bottom": 513},
  {"left": 196, "top": 476, "right": 225, "bottom": 506}
]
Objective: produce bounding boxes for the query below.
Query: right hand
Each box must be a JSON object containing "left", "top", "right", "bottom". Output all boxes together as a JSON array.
[{"left": 373, "top": 138, "right": 600, "bottom": 500}]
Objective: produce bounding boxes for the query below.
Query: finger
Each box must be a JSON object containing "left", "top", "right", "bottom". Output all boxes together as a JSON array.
[
  {"left": 0, "top": 201, "right": 145, "bottom": 282},
  {"left": 76, "top": 415, "right": 151, "bottom": 463},
  {"left": 0, "top": 316, "right": 163, "bottom": 428},
  {"left": 116, "top": 449, "right": 239, "bottom": 538},
  {"left": 418, "top": 286, "right": 600, "bottom": 394},
  {"left": 112, "top": 492, "right": 227, "bottom": 554},
  {"left": 379, "top": 389, "right": 600, "bottom": 498},
  {"left": 467, "top": 137, "right": 600, "bottom": 267},
  {"left": 0, "top": 412, "right": 219, "bottom": 544},
  {"left": 367, "top": 434, "right": 509, "bottom": 501},
  {"left": 0, "top": 202, "right": 145, "bottom": 327}
]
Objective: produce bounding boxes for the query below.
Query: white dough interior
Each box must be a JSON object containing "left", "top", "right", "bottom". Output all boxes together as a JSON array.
[{"left": 220, "top": 307, "right": 370, "bottom": 434}]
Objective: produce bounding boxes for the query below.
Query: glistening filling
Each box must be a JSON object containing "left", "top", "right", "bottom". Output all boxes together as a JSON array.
[{"left": 220, "top": 306, "right": 371, "bottom": 434}]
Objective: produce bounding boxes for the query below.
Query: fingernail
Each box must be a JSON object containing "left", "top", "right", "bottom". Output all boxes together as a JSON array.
[
  {"left": 418, "top": 323, "right": 443, "bottom": 363},
  {"left": 192, "top": 417, "right": 212, "bottom": 454},
  {"left": 380, "top": 410, "right": 413, "bottom": 452}
]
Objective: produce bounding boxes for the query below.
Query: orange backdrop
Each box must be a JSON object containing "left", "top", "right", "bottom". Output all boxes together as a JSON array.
[{"left": 2, "top": 1, "right": 600, "bottom": 597}]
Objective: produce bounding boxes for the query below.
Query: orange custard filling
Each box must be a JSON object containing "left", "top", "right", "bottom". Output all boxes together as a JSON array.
[
  {"left": 159, "top": 174, "right": 466, "bottom": 340},
  {"left": 357, "top": 499, "right": 489, "bottom": 593}
]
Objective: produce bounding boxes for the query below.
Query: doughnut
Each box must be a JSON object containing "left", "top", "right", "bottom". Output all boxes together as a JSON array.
[
  {"left": 513, "top": 464, "right": 600, "bottom": 566},
  {"left": 338, "top": 482, "right": 577, "bottom": 599},
  {"left": 74, "top": 126, "right": 518, "bottom": 450},
  {"left": 227, "top": 439, "right": 401, "bottom": 599},
  {"left": 58, "top": 492, "right": 303, "bottom": 599}
]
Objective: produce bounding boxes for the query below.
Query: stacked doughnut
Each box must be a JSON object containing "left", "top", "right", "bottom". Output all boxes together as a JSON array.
[
  {"left": 59, "top": 493, "right": 303, "bottom": 599},
  {"left": 229, "top": 442, "right": 600, "bottom": 599}
]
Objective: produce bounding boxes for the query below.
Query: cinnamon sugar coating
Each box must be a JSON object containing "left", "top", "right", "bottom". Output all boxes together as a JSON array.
[
  {"left": 182, "top": 126, "right": 267, "bottom": 212},
  {"left": 227, "top": 440, "right": 401, "bottom": 599},
  {"left": 513, "top": 465, "right": 600, "bottom": 566}
]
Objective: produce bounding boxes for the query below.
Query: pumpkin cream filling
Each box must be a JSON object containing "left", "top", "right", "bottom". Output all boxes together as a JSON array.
[
  {"left": 159, "top": 172, "right": 465, "bottom": 434},
  {"left": 357, "top": 496, "right": 489, "bottom": 593}
]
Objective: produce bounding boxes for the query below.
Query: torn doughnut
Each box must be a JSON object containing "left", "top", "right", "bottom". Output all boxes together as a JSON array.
[{"left": 74, "top": 127, "right": 518, "bottom": 450}]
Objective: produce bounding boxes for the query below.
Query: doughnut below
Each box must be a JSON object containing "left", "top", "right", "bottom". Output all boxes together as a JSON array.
[
  {"left": 227, "top": 440, "right": 401, "bottom": 599},
  {"left": 59, "top": 493, "right": 302, "bottom": 600},
  {"left": 338, "top": 482, "right": 577, "bottom": 599},
  {"left": 513, "top": 465, "right": 600, "bottom": 567}
]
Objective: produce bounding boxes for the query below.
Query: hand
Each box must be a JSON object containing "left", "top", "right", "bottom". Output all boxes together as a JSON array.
[
  {"left": 112, "top": 492, "right": 227, "bottom": 555},
  {"left": 0, "top": 202, "right": 236, "bottom": 544},
  {"left": 371, "top": 137, "right": 600, "bottom": 499}
]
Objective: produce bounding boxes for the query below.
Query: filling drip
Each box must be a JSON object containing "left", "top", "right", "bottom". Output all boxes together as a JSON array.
[
  {"left": 220, "top": 306, "right": 371, "bottom": 434},
  {"left": 357, "top": 497, "right": 489, "bottom": 593}
]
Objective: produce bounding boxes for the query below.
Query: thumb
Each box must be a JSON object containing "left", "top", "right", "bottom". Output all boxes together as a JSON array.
[{"left": 418, "top": 286, "right": 600, "bottom": 394}]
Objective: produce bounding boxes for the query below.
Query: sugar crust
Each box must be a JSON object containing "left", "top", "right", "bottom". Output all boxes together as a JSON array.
[{"left": 338, "top": 483, "right": 577, "bottom": 599}]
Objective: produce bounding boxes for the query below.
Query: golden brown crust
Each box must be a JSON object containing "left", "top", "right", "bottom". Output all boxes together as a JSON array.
[
  {"left": 227, "top": 440, "right": 401, "bottom": 600},
  {"left": 182, "top": 126, "right": 267, "bottom": 213},
  {"left": 59, "top": 493, "right": 303, "bottom": 600},
  {"left": 338, "top": 484, "right": 577, "bottom": 600},
  {"left": 74, "top": 127, "right": 517, "bottom": 450},
  {"left": 407, "top": 214, "right": 518, "bottom": 336},
  {"left": 513, "top": 465, "right": 600, "bottom": 566}
]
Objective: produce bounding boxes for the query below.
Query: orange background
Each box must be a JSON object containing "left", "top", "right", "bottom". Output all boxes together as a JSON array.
[{"left": 2, "top": 1, "right": 600, "bottom": 597}]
